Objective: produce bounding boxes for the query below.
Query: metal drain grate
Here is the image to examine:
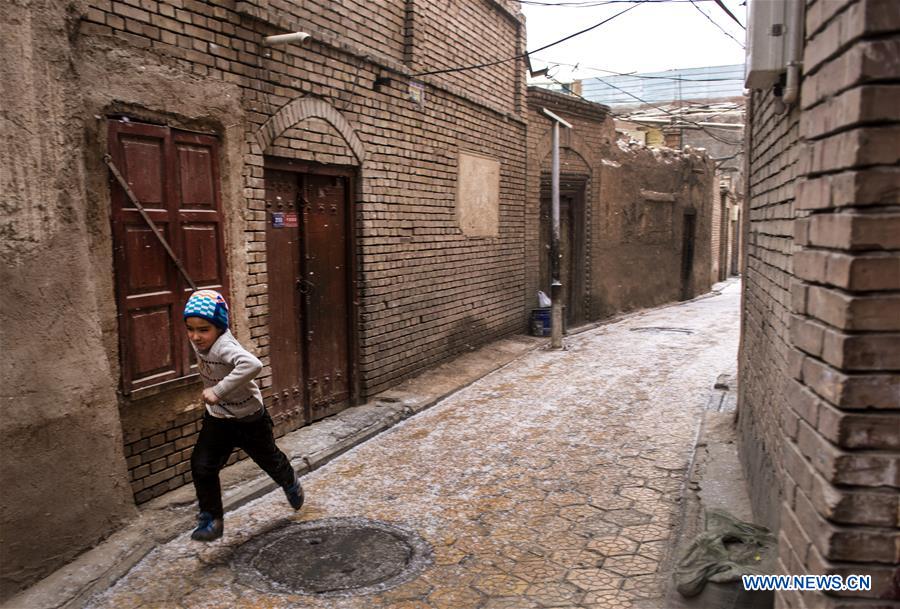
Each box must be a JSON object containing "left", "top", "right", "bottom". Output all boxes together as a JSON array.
[
  {"left": 233, "top": 517, "right": 432, "bottom": 597},
  {"left": 629, "top": 326, "right": 695, "bottom": 335}
]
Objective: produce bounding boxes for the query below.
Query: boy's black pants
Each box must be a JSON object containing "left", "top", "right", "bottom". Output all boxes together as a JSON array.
[{"left": 191, "top": 410, "right": 295, "bottom": 518}]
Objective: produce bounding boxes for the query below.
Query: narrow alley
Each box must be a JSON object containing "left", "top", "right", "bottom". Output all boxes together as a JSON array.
[{"left": 85, "top": 281, "right": 741, "bottom": 609}]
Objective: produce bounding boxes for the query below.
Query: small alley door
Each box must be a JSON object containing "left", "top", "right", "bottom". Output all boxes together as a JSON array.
[
  {"left": 265, "top": 166, "right": 354, "bottom": 423},
  {"left": 540, "top": 179, "right": 587, "bottom": 327}
]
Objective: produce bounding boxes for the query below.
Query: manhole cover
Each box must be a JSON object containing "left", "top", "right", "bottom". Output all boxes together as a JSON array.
[{"left": 233, "top": 517, "right": 432, "bottom": 597}]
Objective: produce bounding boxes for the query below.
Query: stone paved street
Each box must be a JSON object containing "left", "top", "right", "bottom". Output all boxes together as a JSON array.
[{"left": 86, "top": 281, "right": 740, "bottom": 609}]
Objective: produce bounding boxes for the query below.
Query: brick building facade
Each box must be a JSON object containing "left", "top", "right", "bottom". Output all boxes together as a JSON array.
[
  {"left": 738, "top": 0, "right": 899, "bottom": 606},
  {"left": 526, "top": 87, "right": 715, "bottom": 326},
  {"left": 2, "top": 0, "right": 527, "bottom": 597}
]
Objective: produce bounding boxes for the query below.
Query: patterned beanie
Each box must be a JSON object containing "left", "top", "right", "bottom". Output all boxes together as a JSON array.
[{"left": 184, "top": 290, "right": 229, "bottom": 330}]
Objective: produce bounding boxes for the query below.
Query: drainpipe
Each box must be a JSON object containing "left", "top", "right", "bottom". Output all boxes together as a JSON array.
[{"left": 779, "top": 0, "right": 804, "bottom": 110}]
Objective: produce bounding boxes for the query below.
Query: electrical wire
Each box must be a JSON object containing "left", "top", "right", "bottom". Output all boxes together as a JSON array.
[
  {"left": 688, "top": 0, "right": 745, "bottom": 48},
  {"left": 411, "top": 3, "right": 638, "bottom": 77},
  {"left": 714, "top": 150, "right": 744, "bottom": 168},
  {"left": 711, "top": 0, "right": 745, "bottom": 29},
  {"left": 532, "top": 58, "right": 743, "bottom": 82}
]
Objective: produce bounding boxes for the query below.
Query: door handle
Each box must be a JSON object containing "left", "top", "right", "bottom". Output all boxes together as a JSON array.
[{"left": 296, "top": 279, "right": 316, "bottom": 294}]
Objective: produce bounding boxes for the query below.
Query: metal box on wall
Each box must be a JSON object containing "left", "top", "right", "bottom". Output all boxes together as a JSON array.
[{"left": 745, "top": 0, "right": 792, "bottom": 89}]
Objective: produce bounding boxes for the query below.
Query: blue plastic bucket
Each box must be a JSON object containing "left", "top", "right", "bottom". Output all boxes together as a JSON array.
[{"left": 530, "top": 308, "right": 551, "bottom": 336}]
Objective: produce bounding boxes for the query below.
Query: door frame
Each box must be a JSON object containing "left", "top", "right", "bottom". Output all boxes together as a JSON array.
[
  {"left": 680, "top": 208, "right": 697, "bottom": 301},
  {"left": 263, "top": 157, "right": 361, "bottom": 415},
  {"left": 539, "top": 174, "right": 588, "bottom": 327}
]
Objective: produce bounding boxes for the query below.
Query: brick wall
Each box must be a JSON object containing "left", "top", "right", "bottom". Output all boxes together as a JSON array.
[
  {"left": 739, "top": 1, "right": 900, "bottom": 606},
  {"left": 72, "top": 0, "right": 526, "bottom": 506}
]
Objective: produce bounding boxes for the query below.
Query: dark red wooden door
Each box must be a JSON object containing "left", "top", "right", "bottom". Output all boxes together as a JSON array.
[
  {"left": 265, "top": 168, "right": 351, "bottom": 422},
  {"left": 265, "top": 169, "right": 306, "bottom": 420},
  {"left": 302, "top": 174, "right": 351, "bottom": 420}
]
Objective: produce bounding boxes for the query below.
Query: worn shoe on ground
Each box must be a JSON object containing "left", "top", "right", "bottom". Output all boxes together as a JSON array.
[
  {"left": 284, "top": 476, "right": 304, "bottom": 510},
  {"left": 190, "top": 512, "right": 223, "bottom": 542}
]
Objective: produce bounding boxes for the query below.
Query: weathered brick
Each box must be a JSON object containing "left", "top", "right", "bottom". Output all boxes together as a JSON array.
[
  {"left": 786, "top": 377, "right": 822, "bottom": 427},
  {"left": 800, "top": 85, "right": 900, "bottom": 140},
  {"left": 840, "top": 294, "right": 900, "bottom": 331},
  {"left": 779, "top": 501, "right": 812, "bottom": 566},
  {"left": 792, "top": 249, "right": 900, "bottom": 291},
  {"left": 822, "top": 330, "right": 900, "bottom": 371},
  {"left": 800, "top": 357, "right": 900, "bottom": 409},
  {"left": 800, "top": 39, "right": 900, "bottom": 109},
  {"left": 796, "top": 420, "right": 900, "bottom": 488},
  {"left": 798, "top": 126, "right": 900, "bottom": 177},
  {"left": 804, "top": 212, "right": 900, "bottom": 252},
  {"left": 140, "top": 442, "right": 176, "bottom": 463},
  {"left": 803, "top": 1, "right": 900, "bottom": 76},
  {"left": 795, "top": 488, "right": 898, "bottom": 563},
  {"left": 816, "top": 399, "right": 900, "bottom": 450},
  {"left": 790, "top": 316, "right": 825, "bottom": 359},
  {"left": 805, "top": 0, "right": 854, "bottom": 38},
  {"left": 805, "top": 543, "right": 899, "bottom": 600},
  {"left": 807, "top": 464, "right": 899, "bottom": 527},
  {"left": 149, "top": 457, "right": 167, "bottom": 474}
]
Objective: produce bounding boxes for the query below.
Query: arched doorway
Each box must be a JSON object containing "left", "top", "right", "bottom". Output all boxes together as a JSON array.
[{"left": 255, "top": 99, "right": 365, "bottom": 424}]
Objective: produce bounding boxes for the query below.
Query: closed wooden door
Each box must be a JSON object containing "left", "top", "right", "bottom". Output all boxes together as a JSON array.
[
  {"left": 302, "top": 174, "right": 351, "bottom": 421},
  {"left": 265, "top": 169, "right": 305, "bottom": 419},
  {"left": 540, "top": 181, "right": 586, "bottom": 327},
  {"left": 680, "top": 211, "right": 696, "bottom": 301},
  {"left": 265, "top": 168, "right": 352, "bottom": 423}
]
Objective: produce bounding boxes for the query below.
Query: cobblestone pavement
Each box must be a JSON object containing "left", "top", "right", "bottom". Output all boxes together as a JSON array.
[{"left": 86, "top": 281, "right": 740, "bottom": 609}]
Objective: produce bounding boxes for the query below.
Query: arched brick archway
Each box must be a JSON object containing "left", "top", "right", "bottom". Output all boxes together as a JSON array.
[
  {"left": 254, "top": 97, "right": 366, "bottom": 165},
  {"left": 535, "top": 127, "right": 596, "bottom": 173}
]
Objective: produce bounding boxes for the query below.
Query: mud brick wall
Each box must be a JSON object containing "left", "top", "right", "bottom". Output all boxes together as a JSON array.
[
  {"left": 739, "top": 1, "right": 900, "bottom": 607},
  {"left": 525, "top": 87, "right": 715, "bottom": 325},
  {"left": 1, "top": 3, "right": 137, "bottom": 599}
]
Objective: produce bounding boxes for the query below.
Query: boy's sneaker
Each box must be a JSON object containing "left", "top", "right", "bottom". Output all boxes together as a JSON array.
[
  {"left": 191, "top": 512, "right": 223, "bottom": 542},
  {"left": 284, "top": 475, "right": 304, "bottom": 510}
]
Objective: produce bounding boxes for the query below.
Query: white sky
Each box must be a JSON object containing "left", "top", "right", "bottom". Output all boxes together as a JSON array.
[{"left": 521, "top": 0, "right": 748, "bottom": 82}]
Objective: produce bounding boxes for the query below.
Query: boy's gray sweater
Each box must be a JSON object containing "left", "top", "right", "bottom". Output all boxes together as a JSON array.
[{"left": 193, "top": 330, "right": 264, "bottom": 419}]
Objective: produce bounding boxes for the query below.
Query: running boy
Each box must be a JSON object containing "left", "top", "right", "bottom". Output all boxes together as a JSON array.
[{"left": 183, "top": 289, "right": 303, "bottom": 541}]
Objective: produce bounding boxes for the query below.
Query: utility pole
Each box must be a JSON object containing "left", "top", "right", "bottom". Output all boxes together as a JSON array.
[{"left": 542, "top": 108, "right": 572, "bottom": 349}]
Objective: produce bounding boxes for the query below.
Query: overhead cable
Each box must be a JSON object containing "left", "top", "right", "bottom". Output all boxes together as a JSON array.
[
  {"left": 688, "top": 0, "right": 745, "bottom": 48},
  {"left": 546, "top": 76, "right": 743, "bottom": 154},
  {"left": 711, "top": 0, "right": 745, "bottom": 29},
  {"left": 532, "top": 58, "right": 744, "bottom": 82}
]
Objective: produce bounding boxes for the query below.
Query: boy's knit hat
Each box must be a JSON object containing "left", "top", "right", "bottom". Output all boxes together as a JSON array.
[{"left": 184, "top": 290, "right": 229, "bottom": 330}]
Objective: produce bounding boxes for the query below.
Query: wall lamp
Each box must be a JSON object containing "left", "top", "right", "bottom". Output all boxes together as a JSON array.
[{"left": 263, "top": 32, "right": 311, "bottom": 46}]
